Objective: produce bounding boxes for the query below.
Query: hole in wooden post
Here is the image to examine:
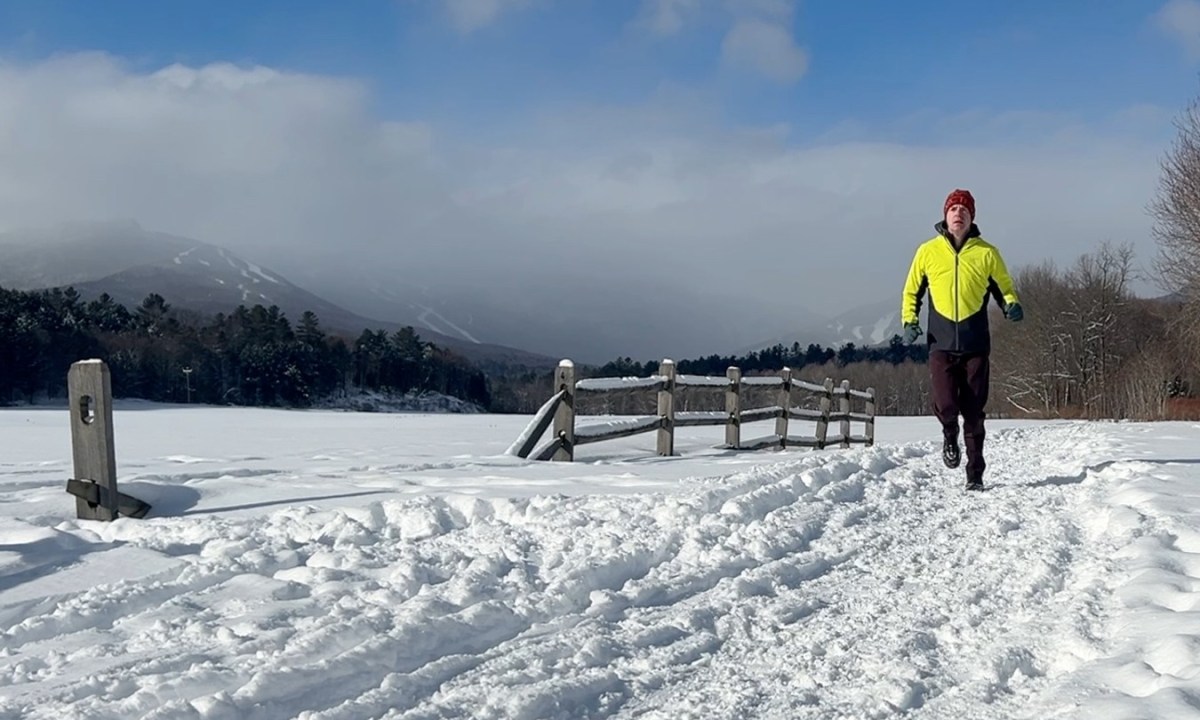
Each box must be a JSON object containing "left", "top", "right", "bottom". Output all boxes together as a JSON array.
[{"left": 79, "top": 395, "right": 96, "bottom": 425}]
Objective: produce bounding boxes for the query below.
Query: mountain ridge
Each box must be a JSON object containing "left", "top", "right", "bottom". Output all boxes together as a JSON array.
[
  {"left": 0, "top": 222, "right": 559, "bottom": 369},
  {"left": 739, "top": 296, "right": 902, "bottom": 354}
]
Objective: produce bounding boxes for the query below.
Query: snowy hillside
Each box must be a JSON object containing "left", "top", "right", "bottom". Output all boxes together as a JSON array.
[
  {"left": 170, "top": 244, "right": 288, "bottom": 307},
  {"left": 2, "top": 407, "right": 1199, "bottom": 718},
  {"left": 743, "top": 297, "right": 902, "bottom": 354},
  {"left": 818, "top": 297, "right": 902, "bottom": 348},
  {"left": 0, "top": 222, "right": 556, "bottom": 368}
]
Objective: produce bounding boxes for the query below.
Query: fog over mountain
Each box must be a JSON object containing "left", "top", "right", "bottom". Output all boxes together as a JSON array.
[
  {"left": 742, "top": 297, "right": 902, "bottom": 355},
  {"left": 0, "top": 54, "right": 1172, "bottom": 363},
  {"left": 0, "top": 221, "right": 559, "bottom": 367}
]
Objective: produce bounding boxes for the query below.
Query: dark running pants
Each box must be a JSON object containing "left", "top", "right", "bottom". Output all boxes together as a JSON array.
[{"left": 929, "top": 350, "right": 990, "bottom": 479}]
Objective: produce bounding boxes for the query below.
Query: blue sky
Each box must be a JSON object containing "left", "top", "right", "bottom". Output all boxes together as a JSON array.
[
  {"left": 0, "top": 1, "right": 1192, "bottom": 143},
  {"left": 0, "top": 1, "right": 1195, "bottom": 357}
]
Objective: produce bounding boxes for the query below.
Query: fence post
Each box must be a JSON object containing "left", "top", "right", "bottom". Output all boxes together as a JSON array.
[
  {"left": 776, "top": 367, "right": 792, "bottom": 449},
  {"left": 865, "top": 387, "right": 876, "bottom": 446},
  {"left": 839, "top": 379, "right": 851, "bottom": 448},
  {"left": 67, "top": 360, "right": 120, "bottom": 521},
  {"left": 725, "top": 366, "right": 741, "bottom": 449},
  {"left": 64, "top": 360, "right": 151, "bottom": 519},
  {"left": 552, "top": 360, "right": 575, "bottom": 461},
  {"left": 657, "top": 359, "right": 676, "bottom": 456},
  {"left": 816, "top": 377, "right": 834, "bottom": 449}
]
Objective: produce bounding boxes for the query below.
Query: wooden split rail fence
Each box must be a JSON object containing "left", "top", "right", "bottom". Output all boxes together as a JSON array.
[{"left": 508, "top": 359, "right": 876, "bottom": 461}]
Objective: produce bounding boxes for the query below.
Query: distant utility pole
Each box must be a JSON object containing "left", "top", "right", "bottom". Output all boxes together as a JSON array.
[{"left": 182, "top": 366, "right": 193, "bottom": 404}]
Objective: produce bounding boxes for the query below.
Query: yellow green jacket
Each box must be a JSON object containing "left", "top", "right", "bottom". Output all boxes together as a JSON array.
[{"left": 901, "top": 223, "right": 1019, "bottom": 354}]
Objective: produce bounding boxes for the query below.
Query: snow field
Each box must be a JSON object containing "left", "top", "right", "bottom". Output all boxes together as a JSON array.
[{"left": 2, "top": 410, "right": 1200, "bottom": 717}]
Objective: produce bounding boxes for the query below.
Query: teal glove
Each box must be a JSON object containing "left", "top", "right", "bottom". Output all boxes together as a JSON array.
[
  {"left": 1005, "top": 303, "right": 1023, "bottom": 322},
  {"left": 902, "top": 322, "right": 922, "bottom": 344}
]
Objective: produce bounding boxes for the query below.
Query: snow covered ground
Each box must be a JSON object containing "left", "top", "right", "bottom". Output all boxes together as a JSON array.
[{"left": 2, "top": 404, "right": 1200, "bottom": 719}]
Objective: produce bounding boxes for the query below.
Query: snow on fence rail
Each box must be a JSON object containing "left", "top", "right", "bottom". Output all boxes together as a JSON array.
[{"left": 507, "top": 359, "right": 876, "bottom": 461}]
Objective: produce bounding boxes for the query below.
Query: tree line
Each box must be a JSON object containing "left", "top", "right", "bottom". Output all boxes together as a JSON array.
[
  {"left": 0, "top": 249, "right": 1185, "bottom": 420},
  {"left": 987, "top": 243, "right": 1182, "bottom": 420},
  {"left": 0, "top": 244, "right": 1184, "bottom": 420},
  {"left": 493, "top": 334, "right": 933, "bottom": 416},
  {"left": 0, "top": 286, "right": 492, "bottom": 409},
  {"left": 590, "top": 335, "right": 928, "bottom": 379},
  {"left": 493, "top": 237, "right": 1194, "bottom": 421}
]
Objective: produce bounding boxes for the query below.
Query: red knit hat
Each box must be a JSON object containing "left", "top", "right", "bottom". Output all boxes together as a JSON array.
[{"left": 944, "top": 188, "right": 975, "bottom": 219}]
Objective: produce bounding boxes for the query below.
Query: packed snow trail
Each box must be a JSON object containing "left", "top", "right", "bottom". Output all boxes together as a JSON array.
[
  {"left": 384, "top": 422, "right": 1120, "bottom": 720},
  {"left": 0, "top": 420, "right": 1151, "bottom": 719}
]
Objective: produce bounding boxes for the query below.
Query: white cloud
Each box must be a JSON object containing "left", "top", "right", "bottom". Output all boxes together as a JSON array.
[
  {"left": 725, "top": 0, "right": 794, "bottom": 22},
  {"left": 636, "top": 0, "right": 796, "bottom": 34},
  {"left": 634, "top": 0, "right": 703, "bottom": 35},
  {"left": 442, "top": 0, "right": 532, "bottom": 33},
  {"left": 1154, "top": 0, "right": 1200, "bottom": 58},
  {"left": 721, "top": 17, "right": 807, "bottom": 83},
  {"left": 635, "top": 0, "right": 807, "bottom": 83},
  {"left": 0, "top": 53, "right": 1173, "bottom": 358}
]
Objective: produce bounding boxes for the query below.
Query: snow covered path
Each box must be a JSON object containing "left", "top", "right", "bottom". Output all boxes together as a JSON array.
[
  {"left": 3, "top": 409, "right": 1200, "bottom": 718},
  {"left": 378, "top": 422, "right": 1117, "bottom": 720}
]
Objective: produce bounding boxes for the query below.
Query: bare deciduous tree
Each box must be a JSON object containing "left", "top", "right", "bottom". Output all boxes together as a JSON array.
[
  {"left": 1063, "top": 242, "right": 1135, "bottom": 417},
  {"left": 991, "top": 261, "right": 1073, "bottom": 415},
  {"left": 991, "top": 243, "right": 1144, "bottom": 418},
  {"left": 1151, "top": 94, "right": 1200, "bottom": 368}
]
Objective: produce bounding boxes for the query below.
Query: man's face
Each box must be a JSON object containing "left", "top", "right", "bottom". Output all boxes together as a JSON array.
[{"left": 946, "top": 204, "right": 971, "bottom": 235}]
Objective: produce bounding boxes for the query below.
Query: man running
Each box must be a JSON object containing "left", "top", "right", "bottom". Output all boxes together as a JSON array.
[{"left": 901, "top": 189, "right": 1023, "bottom": 490}]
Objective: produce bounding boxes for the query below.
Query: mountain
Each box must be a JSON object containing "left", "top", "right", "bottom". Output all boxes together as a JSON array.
[
  {"left": 0, "top": 220, "right": 818, "bottom": 366},
  {"left": 741, "top": 296, "right": 902, "bottom": 354},
  {"left": 0, "top": 221, "right": 558, "bottom": 368},
  {"left": 818, "top": 297, "right": 902, "bottom": 348},
  {"left": 277, "top": 264, "right": 816, "bottom": 367}
]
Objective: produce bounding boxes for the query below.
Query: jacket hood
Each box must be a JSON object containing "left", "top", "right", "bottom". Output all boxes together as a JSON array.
[{"left": 935, "top": 220, "right": 981, "bottom": 242}]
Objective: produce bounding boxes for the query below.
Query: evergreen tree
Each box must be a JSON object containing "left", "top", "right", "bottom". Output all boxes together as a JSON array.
[{"left": 0, "top": 287, "right": 490, "bottom": 411}]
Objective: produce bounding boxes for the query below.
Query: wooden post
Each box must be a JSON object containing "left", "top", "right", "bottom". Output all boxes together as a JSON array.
[
  {"left": 657, "top": 359, "right": 676, "bottom": 456},
  {"left": 725, "top": 366, "right": 741, "bottom": 449},
  {"left": 775, "top": 367, "right": 792, "bottom": 449},
  {"left": 865, "top": 387, "right": 876, "bottom": 446},
  {"left": 552, "top": 360, "right": 575, "bottom": 461},
  {"left": 839, "top": 379, "right": 852, "bottom": 448},
  {"left": 67, "top": 360, "right": 119, "bottom": 521},
  {"left": 816, "top": 377, "right": 834, "bottom": 449}
]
